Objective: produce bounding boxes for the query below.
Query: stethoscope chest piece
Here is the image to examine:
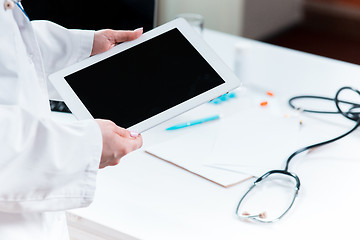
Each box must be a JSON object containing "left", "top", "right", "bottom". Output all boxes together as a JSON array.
[{"left": 4, "top": 0, "right": 15, "bottom": 10}]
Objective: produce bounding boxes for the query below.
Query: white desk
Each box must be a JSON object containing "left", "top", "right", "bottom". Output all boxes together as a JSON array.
[{"left": 66, "top": 29, "right": 360, "bottom": 240}]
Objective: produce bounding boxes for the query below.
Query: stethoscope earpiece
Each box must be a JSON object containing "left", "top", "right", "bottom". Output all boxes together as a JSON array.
[
  {"left": 4, "top": 0, "right": 15, "bottom": 10},
  {"left": 4, "top": 0, "right": 29, "bottom": 20}
]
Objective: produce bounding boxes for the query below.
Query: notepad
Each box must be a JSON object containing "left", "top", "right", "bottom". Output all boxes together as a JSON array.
[{"left": 145, "top": 110, "right": 301, "bottom": 188}]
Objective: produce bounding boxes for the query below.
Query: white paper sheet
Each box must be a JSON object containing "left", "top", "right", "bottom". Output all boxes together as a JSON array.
[{"left": 145, "top": 109, "right": 301, "bottom": 187}]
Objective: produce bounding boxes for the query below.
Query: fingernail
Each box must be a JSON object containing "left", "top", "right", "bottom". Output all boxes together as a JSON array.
[
  {"left": 134, "top": 27, "right": 143, "bottom": 32},
  {"left": 130, "top": 131, "right": 139, "bottom": 137}
]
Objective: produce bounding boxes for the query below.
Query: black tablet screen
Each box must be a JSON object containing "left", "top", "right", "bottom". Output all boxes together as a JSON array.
[{"left": 65, "top": 28, "right": 225, "bottom": 128}]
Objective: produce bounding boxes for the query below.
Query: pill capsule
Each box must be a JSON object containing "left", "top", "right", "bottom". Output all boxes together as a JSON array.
[
  {"left": 260, "top": 101, "right": 268, "bottom": 107},
  {"left": 266, "top": 91, "right": 274, "bottom": 97}
]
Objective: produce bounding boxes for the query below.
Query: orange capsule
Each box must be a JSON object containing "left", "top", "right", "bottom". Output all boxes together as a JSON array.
[
  {"left": 260, "top": 101, "right": 268, "bottom": 107},
  {"left": 266, "top": 91, "right": 274, "bottom": 97}
]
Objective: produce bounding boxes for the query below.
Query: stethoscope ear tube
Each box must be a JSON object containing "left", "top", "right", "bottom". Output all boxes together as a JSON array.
[{"left": 335, "top": 86, "right": 360, "bottom": 121}]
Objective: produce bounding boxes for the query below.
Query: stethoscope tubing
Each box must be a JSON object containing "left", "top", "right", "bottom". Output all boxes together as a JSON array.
[
  {"left": 237, "top": 86, "right": 360, "bottom": 223},
  {"left": 284, "top": 118, "right": 360, "bottom": 171},
  {"left": 285, "top": 86, "right": 360, "bottom": 171}
]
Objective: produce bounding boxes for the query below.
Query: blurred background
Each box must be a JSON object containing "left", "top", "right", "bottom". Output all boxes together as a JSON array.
[
  {"left": 158, "top": 0, "right": 360, "bottom": 65},
  {"left": 23, "top": 0, "right": 360, "bottom": 65}
]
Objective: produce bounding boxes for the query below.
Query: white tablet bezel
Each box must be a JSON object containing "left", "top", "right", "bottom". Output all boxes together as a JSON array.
[{"left": 49, "top": 18, "right": 240, "bottom": 133}]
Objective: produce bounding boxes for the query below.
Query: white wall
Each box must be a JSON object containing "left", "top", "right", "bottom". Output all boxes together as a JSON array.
[
  {"left": 157, "top": 0, "right": 244, "bottom": 36},
  {"left": 157, "top": 0, "right": 303, "bottom": 39}
]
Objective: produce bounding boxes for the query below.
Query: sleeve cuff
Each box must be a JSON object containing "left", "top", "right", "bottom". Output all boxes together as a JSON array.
[
  {"left": 80, "top": 119, "right": 103, "bottom": 207},
  {"left": 70, "top": 29, "right": 95, "bottom": 63}
]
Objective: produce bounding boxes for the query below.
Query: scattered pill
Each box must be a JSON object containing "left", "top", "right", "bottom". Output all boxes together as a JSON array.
[
  {"left": 219, "top": 95, "right": 228, "bottom": 101},
  {"left": 210, "top": 99, "right": 221, "bottom": 104},
  {"left": 260, "top": 101, "right": 268, "bottom": 107},
  {"left": 209, "top": 92, "right": 236, "bottom": 104},
  {"left": 266, "top": 91, "right": 274, "bottom": 97},
  {"left": 228, "top": 92, "right": 237, "bottom": 98}
]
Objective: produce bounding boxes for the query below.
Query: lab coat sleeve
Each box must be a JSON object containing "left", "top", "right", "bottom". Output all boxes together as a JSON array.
[
  {"left": 32, "top": 20, "right": 94, "bottom": 74},
  {"left": 31, "top": 20, "right": 94, "bottom": 100},
  {"left": 0, "top": 106, "right": 103, "bottom": 213}
]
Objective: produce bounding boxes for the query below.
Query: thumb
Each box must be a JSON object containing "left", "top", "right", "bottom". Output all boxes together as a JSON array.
[{"left": 113, "top": 28, "right": 143, "bottom": 44}]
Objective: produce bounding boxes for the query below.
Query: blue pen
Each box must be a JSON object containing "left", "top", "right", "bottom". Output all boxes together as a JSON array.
[{"left": 166, "top": 114, "right": 221, "bottom": 130}]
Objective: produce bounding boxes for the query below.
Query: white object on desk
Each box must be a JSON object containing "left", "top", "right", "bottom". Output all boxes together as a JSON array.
[
  {"left": 146, "top": 116, "right": 252, "bottom": 188},
  {"left": 233, "top": 42, "right": 252, "bottom": 85},
  {"left": 205, "top": 112, "right": 300, "bottom": 176}
]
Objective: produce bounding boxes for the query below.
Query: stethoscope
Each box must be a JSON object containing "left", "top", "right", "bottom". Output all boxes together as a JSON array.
[
  {"left": 236, "top": 86, "right": 360, "bottom": 223},
  {"left": 4, "top": 0, "right": 29, "bottom": 20}
]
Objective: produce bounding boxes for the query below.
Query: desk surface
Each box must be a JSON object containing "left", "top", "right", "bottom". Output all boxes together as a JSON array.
[{"left": 67, "top": 29, "right": 360, "bottom": 240}]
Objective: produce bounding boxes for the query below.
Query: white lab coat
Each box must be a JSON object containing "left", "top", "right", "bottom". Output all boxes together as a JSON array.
[{"left": 0, "top": 2, "right": 102, "bottom": 239}]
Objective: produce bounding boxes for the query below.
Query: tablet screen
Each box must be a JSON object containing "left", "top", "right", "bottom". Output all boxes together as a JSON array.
[{"left": 65, "top": 28, "right": 225, "bottom": 128}]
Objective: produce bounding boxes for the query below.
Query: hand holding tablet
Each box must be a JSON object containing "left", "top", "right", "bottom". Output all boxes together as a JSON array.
[
  {"left": 96, "top": 119, "right": 143, "bottom": 169},
  {"left": 49, "top": 18, "right": 241, "bottom": 133}
]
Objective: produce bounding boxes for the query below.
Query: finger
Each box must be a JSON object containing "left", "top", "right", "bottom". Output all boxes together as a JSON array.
[
  {"left": 129, "top": 131, "right": 139, "bottom": 138},
  {"left": 113, "top": 126, "right": 131, "bottom": 137},
  {"left": 113, "top": 28, "right": 143, "bottom": 43},
  {"left": 124, "top": 136, "right": 143, "bottom": 152},
  {"left": 108, "top": 158, "right": 121, "bottom": 167},
  {"left": 114, "top": 126, "right": 141, "bottom": 139},
  {"left": 134, "top": 134, "right": 143, "bottom": 149},
  {"left": 99, "top": 161, "right": 108, "bottom": 169}
]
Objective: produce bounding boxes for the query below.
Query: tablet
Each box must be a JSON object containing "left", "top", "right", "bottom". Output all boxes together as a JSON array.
[{"left": 49, "top": 18, "right": 240, "bottom": 133}]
